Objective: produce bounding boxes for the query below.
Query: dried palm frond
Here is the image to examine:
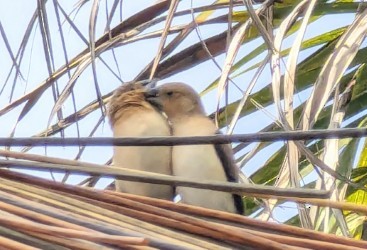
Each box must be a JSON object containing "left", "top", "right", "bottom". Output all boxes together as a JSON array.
[{"left": 0, "top": 168, "right": 363, "bottom": 250}]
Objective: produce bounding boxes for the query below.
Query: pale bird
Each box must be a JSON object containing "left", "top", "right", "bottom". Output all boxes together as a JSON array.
[
  {"left": 107, "top": 82, "right": 174, "bottom": 200},
  {"left": 144, "top": 82, "right": 244, "bottom": 214}
]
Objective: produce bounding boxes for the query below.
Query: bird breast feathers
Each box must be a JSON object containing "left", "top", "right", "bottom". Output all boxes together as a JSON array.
[
  {"left": 173, "top": 144, "right": 227, "bottom": 181},
  {"left": 113, "top": 111, "right": 170, "bottom": 137}
]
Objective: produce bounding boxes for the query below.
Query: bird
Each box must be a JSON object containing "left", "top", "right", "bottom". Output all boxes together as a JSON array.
[
  {"left": 107, "top": 82, "right": 174, "bottom": 200},
  {"left": 144, "top": 82, "right": 244, "bottom": 214}
]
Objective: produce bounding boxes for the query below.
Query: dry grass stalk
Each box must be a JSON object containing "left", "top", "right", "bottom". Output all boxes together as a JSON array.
[{"left": 0, "top": 168, "right": 363, "bottom": 249}]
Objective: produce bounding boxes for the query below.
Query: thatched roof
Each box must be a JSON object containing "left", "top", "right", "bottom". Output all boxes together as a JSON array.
[{"left": 0, "top": 169, "right": 365, "bottom": 250}]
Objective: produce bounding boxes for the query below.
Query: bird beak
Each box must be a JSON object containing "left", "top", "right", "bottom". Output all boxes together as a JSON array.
[
  {"left": 144, "top": 78, "right": 159, "bottom": 88},
  {"left": 144, "top": 89, "right": 162, "bottom": 109}
]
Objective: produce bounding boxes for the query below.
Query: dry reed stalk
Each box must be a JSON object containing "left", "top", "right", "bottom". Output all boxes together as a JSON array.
[
  {"left": 0, "top": 156, "right": 329, "bottom": 198},
  {"left": 72, "top": 194, "right": 292, "bottom": 250},
  {"left": 0, "top": 215, "right": 147, "bottom": 246},
  {"left": 0, "top": 235, "right": 39, "bottom": 250},
  {"left": 1, "top": 129, "right": 367, "bottom": 147},
  {"left": 0, "top": 169, "right": 364, "bottom": 249},
  {"left": 23, "top": 231, "right": 108, "bottom": 250},
  {"left": 247, "top": 227, "right": 366, "bottom": 250},
  {"left": 0, "top": 199, "right": 97, "bottom": 232},
  {"left": 0, "top": 174, "right": 217, "bottom": 249},
  {"left": 1, "top": 170, "right": 289, "bottom": 249},
  {"left": 0, "top": 189, "right": 198, "bottom": 250},
  {"left": 0, "top": 209, "right": 108, "bottom": 249},
  {"left": 0, "top": 169, "right": 292, "bottom": 249},
  {"left": 106, "top": 191, "right": 367, "bottom": 249}
]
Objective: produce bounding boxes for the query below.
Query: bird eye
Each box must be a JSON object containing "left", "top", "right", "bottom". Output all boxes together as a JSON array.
[{"left": 166, "top": 91, "right": 173, "bottom": 96}]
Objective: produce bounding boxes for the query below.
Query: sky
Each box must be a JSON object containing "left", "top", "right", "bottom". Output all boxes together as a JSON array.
[{"left": 0, "top": 0, "right": 359, "bottom": 222}]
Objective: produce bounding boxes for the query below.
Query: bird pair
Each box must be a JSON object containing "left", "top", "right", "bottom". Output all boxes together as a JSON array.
[{"left": 108, "top": 82, "right": 244, "bottom": 214}]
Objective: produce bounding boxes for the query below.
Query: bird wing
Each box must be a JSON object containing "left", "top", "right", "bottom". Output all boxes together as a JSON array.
[{"left": 214, "top": 131, "right": 244, "bottom": 214}]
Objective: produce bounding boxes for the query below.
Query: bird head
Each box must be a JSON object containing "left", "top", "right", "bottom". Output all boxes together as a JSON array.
[
  {"left": 112, "top": 82, "right": 144, "bottom": 96},
  {"left": 108, "top": 82, "right": 148, "bottom": 126},
  {"left": 144, "top": 82, "right": 205, "bottom": 120}
]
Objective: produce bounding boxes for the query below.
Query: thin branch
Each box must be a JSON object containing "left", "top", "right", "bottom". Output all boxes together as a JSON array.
[
  {"left": 1, "top": 128, "right": 367, "bottom": 147},
  {"left": 0, "top": 159, "right": 330, "bottom": 199}
]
